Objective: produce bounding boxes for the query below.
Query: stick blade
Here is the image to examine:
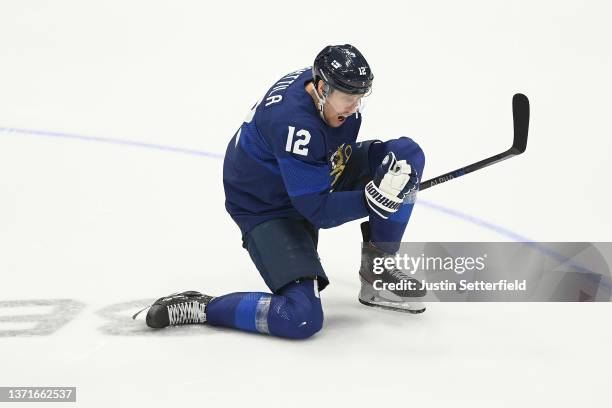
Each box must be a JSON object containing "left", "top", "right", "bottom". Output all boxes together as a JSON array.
[{"left": 512, "top": 93, "right": 530, "bottom": 153}]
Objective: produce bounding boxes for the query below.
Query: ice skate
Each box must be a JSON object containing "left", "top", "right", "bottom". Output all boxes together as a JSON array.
[
  {"left": 358, "top": 222, "right": 426, "bottom": 314},
  {"left": 133, "top": 291, "right": 215, "bottom": 328}
]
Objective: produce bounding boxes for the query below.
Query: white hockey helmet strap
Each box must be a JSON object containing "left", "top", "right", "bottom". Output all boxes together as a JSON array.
[{"left": 311, "top": 79, "right": 328, "bottom": 123}]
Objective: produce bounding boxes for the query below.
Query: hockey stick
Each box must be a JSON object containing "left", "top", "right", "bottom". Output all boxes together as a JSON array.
[{"left": 419, "top": 93, "right": 529, "bottom": 191}]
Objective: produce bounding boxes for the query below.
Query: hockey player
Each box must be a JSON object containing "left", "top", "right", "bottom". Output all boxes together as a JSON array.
[{"left": 139, "top": 44, "right": 427, "bottom": 339}]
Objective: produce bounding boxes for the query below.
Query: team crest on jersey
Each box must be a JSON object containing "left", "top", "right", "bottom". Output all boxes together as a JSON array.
[{"left": 329, "top": 143, "right": 353, "bottom": 187}]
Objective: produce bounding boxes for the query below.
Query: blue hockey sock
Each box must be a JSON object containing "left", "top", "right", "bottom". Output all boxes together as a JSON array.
[
  {"left": 205, "top": 279, "right": 323, "bottom": 339},
  {"left": 369, "top": 201, "right": 414, "bottom": 253}
]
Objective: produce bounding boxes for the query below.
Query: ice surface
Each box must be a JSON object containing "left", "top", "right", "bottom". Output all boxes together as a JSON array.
[{"left": 1, "top": 1, "right": 611, "bottom": 407}]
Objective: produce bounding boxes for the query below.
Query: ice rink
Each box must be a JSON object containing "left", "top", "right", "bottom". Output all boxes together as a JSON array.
[{"left": 1, "top": 1, "right": 611, "bottom": 406}]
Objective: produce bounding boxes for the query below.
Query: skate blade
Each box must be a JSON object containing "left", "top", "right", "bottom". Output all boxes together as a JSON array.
[{"left": 358, "top": 298, "right": 426, "bottom": 314}]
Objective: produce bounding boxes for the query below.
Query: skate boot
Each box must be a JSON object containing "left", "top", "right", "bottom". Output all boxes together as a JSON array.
[
  {"left": 132, "top": 291, "right": 215, "bottom": 328},
  {"left": 358, "top": 222, "right": 426, "bottom": 314}
]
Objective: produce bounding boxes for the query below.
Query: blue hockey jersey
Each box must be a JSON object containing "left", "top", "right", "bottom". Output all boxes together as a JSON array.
[{"left": 223, "top": 67, "right": 369, "bottom": 236}]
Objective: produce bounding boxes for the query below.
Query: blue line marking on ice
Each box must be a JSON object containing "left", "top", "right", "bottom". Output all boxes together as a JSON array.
[
  {"left": 417, "top": 199, "right": 533, "bottom": 242},
  {"left": 0, "top": 126, "right": 224, "bottom": 159},
  {"left": 2, "top": 125, "right": 610, "bottom": 294}
]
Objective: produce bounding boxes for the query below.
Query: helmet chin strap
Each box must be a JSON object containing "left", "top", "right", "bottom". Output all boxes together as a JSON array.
[{"left": 311, "top": 81, "right": 329, "bottom": 124}]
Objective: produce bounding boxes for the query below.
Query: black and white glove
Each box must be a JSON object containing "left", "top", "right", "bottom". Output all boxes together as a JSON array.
[{"left": 365, "top": 152, "right": 419, "bottom": 219}]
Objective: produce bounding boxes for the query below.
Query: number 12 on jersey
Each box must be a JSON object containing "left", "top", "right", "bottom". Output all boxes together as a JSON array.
[{"left": 285, "top": 126, "right": 311, "bottom": 156}]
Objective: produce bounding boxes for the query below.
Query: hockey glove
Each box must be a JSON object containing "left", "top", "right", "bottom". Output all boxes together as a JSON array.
[{"left": 365, "top": 152, "right": 419, "bottom": 219}]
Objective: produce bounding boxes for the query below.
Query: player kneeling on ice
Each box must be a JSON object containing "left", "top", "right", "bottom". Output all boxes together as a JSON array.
[{"left": 135, "top": 44, "right": 427, "bottom": 339}]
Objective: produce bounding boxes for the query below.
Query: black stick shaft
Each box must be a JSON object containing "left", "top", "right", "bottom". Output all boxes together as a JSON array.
[{"left": 419, "top": 149, "right": 517, "bottom": 191}]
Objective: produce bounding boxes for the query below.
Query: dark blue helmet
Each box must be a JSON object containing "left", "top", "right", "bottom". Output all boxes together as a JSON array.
[{"left": 313, "top": 44, "right": 374, "bottom": 96}]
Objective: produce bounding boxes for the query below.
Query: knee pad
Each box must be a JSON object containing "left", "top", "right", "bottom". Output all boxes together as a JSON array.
[{"left": 269, "top": 280, "right": 324, "bottom": 339}]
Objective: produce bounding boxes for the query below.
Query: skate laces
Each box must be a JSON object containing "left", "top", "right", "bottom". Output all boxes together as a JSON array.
[
  {"left": 380, "top": 256, "right": 411, "bottom": 281},
  {"left": 389, "top": 267, "right": 411, "bottom": 281},
  {"left": 167, "top": 301, "right": 207, "bottom": 325}
]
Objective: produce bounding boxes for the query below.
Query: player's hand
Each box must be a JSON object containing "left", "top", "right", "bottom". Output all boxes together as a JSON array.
[{"left": 365, "top": 152, "right": 419, "bottom": 219}]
